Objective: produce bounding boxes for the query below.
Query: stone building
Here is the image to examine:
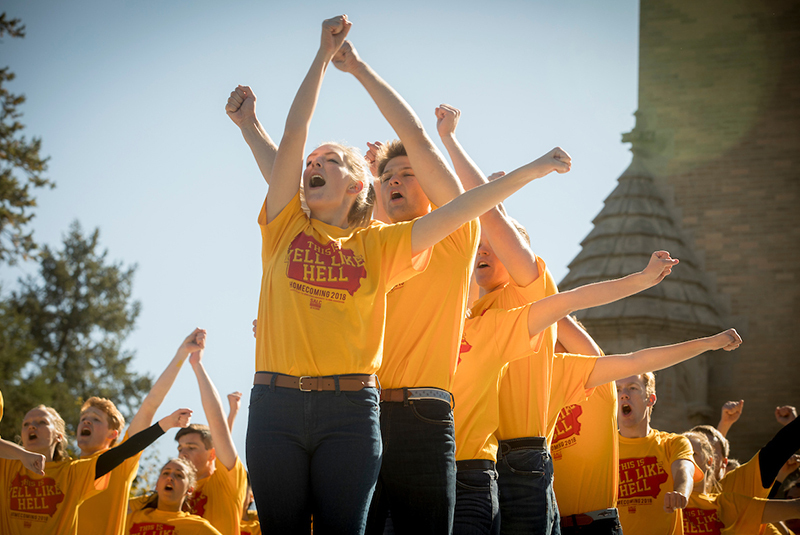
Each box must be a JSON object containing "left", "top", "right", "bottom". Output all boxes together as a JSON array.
[{"left": 560, "top": 0, "right": 800, "bottom": 458}]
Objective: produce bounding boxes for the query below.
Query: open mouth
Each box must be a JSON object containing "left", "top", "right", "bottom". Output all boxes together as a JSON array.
[
  {"left": 164, "top": 483, "right": 174, "bottom": 491},
  {"left": 309, "top": 175, "right": 326, "bottom": 188},
  {"left": 476, "top": 261, "right": 489, "bottom": 269},
  {"left": 621, "top": 404, "right": 632, "bottom": 415},
  {"left": 80, "top": 428, "right": 92, "bottom": 436},
  {"left": 28, "top": 432, "right": 38, "bottom": 440},
  {"left": 390, "top": 191, "right": 403, "bottom": 200}
]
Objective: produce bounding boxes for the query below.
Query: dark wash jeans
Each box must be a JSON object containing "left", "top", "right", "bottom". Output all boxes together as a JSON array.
[
  {"left": 365, "top": 399, "right": 456, "bottom": 535},
  {"left": 246, "top": 380, "right": 382, "bottom": 534},
  {"left": 453, "top": 467, "right": 500, "bottom": 535},
  {"left": 560, "top": 516, "right": 624, "bottom": 535},
  {"left": 497, "top": 445, "right": 561, "bottom": 535}
]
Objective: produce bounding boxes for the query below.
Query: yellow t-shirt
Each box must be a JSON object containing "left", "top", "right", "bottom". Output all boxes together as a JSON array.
[
  {"left": 618, "top": 429, "right": 703, "bottom": 535},
  {"left": 470, "top": 259, "right": 561, "bottom": 441},
  {"left": 77, "top": 433, "right": 141, "bottom": 535},
  {"left": 454, "top": 305, "right": 539, "bottom": 461},
  {"left": 240, "top": 511, "right": 261, "bottom": 535},
  {"left": 552, "top": 381, "right": 619, "bottom": 516},
  {"left": 256, "top": 193, "right": 429, "bottom": 376},
  {"left": 1, "top": 455, "right": 108, "bottom": 535},
  {"left": 126, "top": 507, "right": 222, "bottom": 535},
  {"left": 683, "top": 492, "right": 767, "bottom": 534},
  {"left": 184, "top": 457, "right": 247, "bottom": 535},
  {"left": 0, "top": 390, "right": 4, "bottom": 423},
  {"left": 720, "top": 452, "right": 770, "bottom": 498},
  {"left": 379, "top": 218, "right": 479, "bottom": 391}
]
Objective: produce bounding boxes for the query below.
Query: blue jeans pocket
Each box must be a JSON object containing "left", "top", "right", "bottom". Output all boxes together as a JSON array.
[
  {"left": 342, "top": 387, "right": 380, "bottom": 409},
  {"left": 411, "top": 399, "right": 454, "bottom": 425},
  {"left": 249, "top": 384, "right": 270, "bottom": 408},
  {"left": 501, "top": 449, "right": 549, "bottom": 477}
]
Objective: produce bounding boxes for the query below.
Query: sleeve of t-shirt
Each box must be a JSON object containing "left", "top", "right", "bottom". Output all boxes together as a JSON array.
[
  {"left": 506, "top": 256, "right": 559, "bottom": 304},
  {"left": 469, "top": 306, "right": 539, "bottom": 367},
  {"left": 71, "top": 456, "right": 109, "bottom": 499},
  {"left": 213, "top": 456, "right": 247, "bottom": 503},
  {"left": 258, "top": 192, "right": 307, "bottom": 255},
  {"left": 371, "top": 218, "right": 431, "bottom": 289},
  {"left": 549, "top": 353, "right": 599, "bottom": 411},
  {"left": 668, "top": 434, "right": 704, "bottom": 481},
  {"left": 722, "top": 452, "right": 770, "bottom": 497},
  {"left": 445, "top": 218, "right": 480, "bottom": 262},
  {"left": 717, "top": 493, "right": 767, "bottom": 534}
]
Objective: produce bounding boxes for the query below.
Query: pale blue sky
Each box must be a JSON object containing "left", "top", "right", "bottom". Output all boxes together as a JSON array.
[{"left": 2, "top": 1, "right": 639, "bottom": 470}]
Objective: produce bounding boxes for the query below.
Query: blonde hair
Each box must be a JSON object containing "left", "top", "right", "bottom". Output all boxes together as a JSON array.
[
  {"left": 684, "top": 431, "right": 720, "bottom": 493},
  {"left": 81, "top": 397, "right": 125, "bottom": 446},
  {"left": 28, "top": 405, "right": 70, "bottom": 462},
  {"left": 313, "top": 142, "right": 374, "bottom": 228}
]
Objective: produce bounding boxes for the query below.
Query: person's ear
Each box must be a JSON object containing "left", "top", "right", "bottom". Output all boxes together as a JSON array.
[{"left": 349, "top": 180, "right": 364, "bottom": 194}]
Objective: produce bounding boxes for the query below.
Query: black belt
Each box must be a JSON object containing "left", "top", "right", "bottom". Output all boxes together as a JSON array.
[
  {"left": 499, "top": 436, "right": 547, "bottom": 456},
  {"left": 456, "top": 459, "right": 496, "bottom": 471},
  {"left": 560, "top": 508, "right": 619, "bottom": 527}
]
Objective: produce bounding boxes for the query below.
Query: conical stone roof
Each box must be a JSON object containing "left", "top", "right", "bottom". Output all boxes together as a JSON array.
[{"left": 559, "top": 157, "right": 724, "bottom": 330}]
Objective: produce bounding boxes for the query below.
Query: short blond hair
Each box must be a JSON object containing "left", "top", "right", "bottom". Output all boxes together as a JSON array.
[{"left": 81, "top": 397, "right": 125, "bottom": 446}]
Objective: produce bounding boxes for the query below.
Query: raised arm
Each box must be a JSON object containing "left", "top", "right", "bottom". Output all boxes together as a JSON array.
[
  {"left": 762, "top": 499, "right": 800, "bottom": 525},
  {"left": 127, "top": 329, "right": 206, "bottom": 436},
  {"left": 557, "top": 315, "right": 603, "bottom": 356},
  {"left": 525, "top": 251, "right": 678, "bottom": 338},
  {"left": 665, "top": 459, "right": 696, "bottom": 513},
  {"left": 436, "top": 104, "right": 539, "bottom": 286},
  {"left": 586, "top": 329, "right": 742, "bottom": 390},
  {"left": 411, "top": 147, "right": 570, "bottom": 255},
  {"left": 226, "top": 392, "right": 242, "bottom": 432},
  {"left": 226, "top": 85, "right": 278, "bottom": 185},
  {"left": 189, "top": 342, "right": 238, "bottom": 470},
  {"left": 333, "top": 41, "right": 463, "bottom": 206},
  {"left": 717, "top": 400, "right": 744, "bottom": 437},
  {"left": 266, "top": 15, "right": 351, "bottom": 223},
  {"left": 0, "top": 437, "right": 45, "bottom": 475}
]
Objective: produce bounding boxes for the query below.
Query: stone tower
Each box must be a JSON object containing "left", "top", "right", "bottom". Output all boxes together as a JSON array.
[{"left": 561, "top": 0, "right": 800, "bottom": 457}]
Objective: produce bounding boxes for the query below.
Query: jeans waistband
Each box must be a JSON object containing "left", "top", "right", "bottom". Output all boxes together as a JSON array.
[
  {"left": 456, "top": 459, "right": 496, "bottom": 472},
  {"left": 499, "top": 436, "right": 547, "bottom": 455},
  {"left": 380, "top": 387, "right": 453, "bottom": 407},
  {"left": 560, "top": 508, "right": 619, "bottom": 527},
  {"left": 253, "top": 372, "right": 378, "bottom": 392}
]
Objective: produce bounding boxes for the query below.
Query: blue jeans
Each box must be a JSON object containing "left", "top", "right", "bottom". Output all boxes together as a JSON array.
[
  {"left": 497, "top": 446, "right": 560, "bottom": 535},
  {"left": 453, "top": 467, "right": 500, "bottom": 535},
  {"left": 246, "top": 380, "right": 382, "bottom": 534},
  {"left": 365, "top": 400, "right": 456, "bottom": 535}
]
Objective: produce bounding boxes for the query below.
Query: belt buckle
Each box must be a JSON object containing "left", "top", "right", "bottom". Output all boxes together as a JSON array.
[{"left": 298, "top": 376, "right": 312, "bottom": 392}]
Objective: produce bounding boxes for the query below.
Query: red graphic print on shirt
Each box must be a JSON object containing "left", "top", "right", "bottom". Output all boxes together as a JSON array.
[
  {"left": 130, "top": 522, "right": 178, "bottom": 534},
  {"left": 286, "top": 233, "right": 366, "bottom": 295},
  {"left": 553, "top": 404, "right": 583, "bottom": 443},
  {"left": 185, "top": 489, "right": 207, "bottom": 517},
  {"left": 457, "top": 332, "right": 472, "bottom": 367},
  {"left": 683, "top": 508, "right": 724, "bottom": 534},
  {"left": 9, "top": 473, "right": 65, "bottom": 517},
  {"left": 618, "top": 456, "right": 669, "bottom": 500}
]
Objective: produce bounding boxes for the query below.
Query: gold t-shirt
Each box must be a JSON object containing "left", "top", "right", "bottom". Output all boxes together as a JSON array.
[{"left": 184, "top": 457, "right": 247, "bottom": 535}]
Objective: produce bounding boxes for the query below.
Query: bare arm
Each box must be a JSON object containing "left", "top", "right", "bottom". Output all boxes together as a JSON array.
[
  {"left": 665, "top": 459, "right": 695, "bottom": 513},
  {"left": 333, "top": 42, "right": 463, "bottom": 206},
  {"left": 557, "top": 315, "right": 603, "bottom": 356},
  {"left": 0, "top": 438, "right": 45, "bottom": 475},
  {"left": 762, "top": 499, "right": 800, "bottom": 524},
  {"left": 226, "top": 85, "right": 278, "bottom": 184},
  {"left": 717, "top": 400, "right": 744, "bottom": 438},
  {"left": 126, "top": 329, "right": 205, "bottom": 436},
  {"left": 266, "top": 15, "right": 351, "bottom": 223},
  {"left": 411, "top": 148, "right": 570, "bottom": 255},
  {"left": 586, "top": 329, "right": 742, "bottom": 390},
  {"left": 226, "top": 392, "right": 242, "bottom": 432},
  {"left": 436, "top": 105, "right": 539, "bottom": 286},
  {"left": 189, "top": 345, "right": 238, "bottom": 470},
  {"left": 526, "top": 251, "right": 678, "bottom": 339}
]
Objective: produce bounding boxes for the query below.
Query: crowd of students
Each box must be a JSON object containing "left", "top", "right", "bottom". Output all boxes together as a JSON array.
[{"left": 1, "top": 14, "right": 799, "bottom": 535}]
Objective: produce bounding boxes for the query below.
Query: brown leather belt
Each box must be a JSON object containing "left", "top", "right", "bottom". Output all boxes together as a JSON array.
[{"left": 253, "top": 372, "right": 378, "bottom": 392}]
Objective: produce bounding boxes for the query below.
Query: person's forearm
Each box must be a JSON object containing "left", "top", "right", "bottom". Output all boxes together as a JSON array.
[
  {"left": 0, "top": 438, "right": 33, "bottom": 461},
  {"left": 191, "top": 362, "right": 238, "bottom": 469},
  {"left": 128, "top": 348, "right": 189, "bottom": 435},
  {"left": 586, "top": 337, "right": 718, "bottom": 389},
  {"left": 351, "top": 62, "right": 462, "bottom": 205},
  {"left": 762, "top": 499, "right": 800, "bottom": 525},
  {"left": 95, "top": 421, "right": 165, "bottom": 478},
  {"left": 440, "top": 134, "right": 486, "bottom": 192},
  {"left": 241, "top": 118, "right": 278, "bottom": 185},
  {"left": 717, "top": 418, "right": 734, "bottom": 438},
  {"left": 411, "top": 156, "right": 555, "bottom": 255},
  {"left": 672, "top": 462, "right": 695, "bottom": 498},
  {"left": 557, "top": 316, "right": 603, "bottom": 356}
]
